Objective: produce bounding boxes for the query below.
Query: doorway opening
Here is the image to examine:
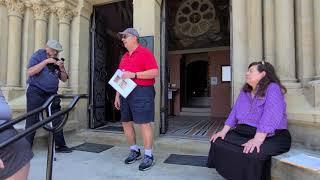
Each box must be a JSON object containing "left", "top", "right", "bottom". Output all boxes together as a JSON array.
[
  {"left": 164, "top": 0, "right": 231, "bottom": 139},
  {"left": 185, "top": 60, "right": 209, "bottom": 107},
  {"left": 89, "top": 1, "right": 133, "bottom": 130}
]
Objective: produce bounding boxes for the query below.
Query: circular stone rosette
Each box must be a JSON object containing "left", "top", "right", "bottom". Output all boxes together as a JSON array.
[{"left": 175, "top": 0, "right": 216, "bottom": 37}]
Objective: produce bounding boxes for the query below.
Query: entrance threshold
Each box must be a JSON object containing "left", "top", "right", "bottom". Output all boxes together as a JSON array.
[
  {"left": 165, "top": 116, "right": 224, "bottom": 139},
  {"left": 76, "top": 129, "right": 210, "bottom": 154}
]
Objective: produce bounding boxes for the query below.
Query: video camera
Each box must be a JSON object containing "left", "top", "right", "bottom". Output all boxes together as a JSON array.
[{"left": 47, "top": 57, "right": 65, "bottom": 72}]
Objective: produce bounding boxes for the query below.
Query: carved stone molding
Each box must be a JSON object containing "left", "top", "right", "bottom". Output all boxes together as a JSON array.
[
  {"left": 76, "top": 0, "right": 92, "bottom": 20},
  {"left": 0, "top": 0, "right": 6, "bottom": 6},
  {"left": 23, "top": 1, "right": 32, "bottom": 8},
  {"left": 49, "top": 6, "right": 58, "bottom": 14},
  {"left": 57, "top": 7, "right": 73, "bottom": 24},
  {"left": 6, "top": 0, "right": 24, "bottom": 17},
  {"left": 32, "top": 3, "right": 49, "bottom": 21}
]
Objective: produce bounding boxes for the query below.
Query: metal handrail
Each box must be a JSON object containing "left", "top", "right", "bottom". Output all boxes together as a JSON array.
[{"left": 0, "top": 94, "right": 88, "bottom": 180}]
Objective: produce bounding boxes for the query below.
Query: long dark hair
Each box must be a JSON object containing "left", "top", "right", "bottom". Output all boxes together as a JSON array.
[{"left": 242, "top": 61, "right": 287, "bottom": 97}]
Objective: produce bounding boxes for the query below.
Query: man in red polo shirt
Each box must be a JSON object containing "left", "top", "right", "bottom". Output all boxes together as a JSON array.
[{"left": 114, "top": 28, "right": 159, "bottom": 171}]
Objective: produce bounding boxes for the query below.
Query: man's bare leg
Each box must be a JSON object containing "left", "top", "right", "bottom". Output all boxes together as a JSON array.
[
  {"left": 140, "top": 123, "right": 153, "bottom": 150},
  {"left": 122, "top": 121, "right": 136, "bottom": 145},
  {"left": 122, "top": 121, "right": 141, "bottom": 164}
]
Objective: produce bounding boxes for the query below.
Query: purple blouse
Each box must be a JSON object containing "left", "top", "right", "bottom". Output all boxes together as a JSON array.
[{"left": 225, "top": 83, "right": 288, "bottom": 135}]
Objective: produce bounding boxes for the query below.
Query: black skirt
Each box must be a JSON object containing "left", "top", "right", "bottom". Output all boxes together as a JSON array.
[
  {"left": 0, "top": 125, "right": 34, "bottom": 179},
  {"left": 207, "top": 124, "right": 291, "bottom": 180}
]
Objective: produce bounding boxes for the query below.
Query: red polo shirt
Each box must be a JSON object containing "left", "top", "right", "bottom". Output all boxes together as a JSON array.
[{"left": 119, "top": 45, "right": 158, "bottom": 86}]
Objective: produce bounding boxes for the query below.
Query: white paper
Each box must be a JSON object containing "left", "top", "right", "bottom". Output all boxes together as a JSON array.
[
  {"left": 108, "top": 69, "right": 137, "bottom": 98},
  {"left": 168, "top": 90, "right": 173, "bottom": 99},
  {"left": 222, "top": 66, "right": 231, "bottom": 82},
  {"left": 280, "top": 153, "right": 320, "bottom": 171}
]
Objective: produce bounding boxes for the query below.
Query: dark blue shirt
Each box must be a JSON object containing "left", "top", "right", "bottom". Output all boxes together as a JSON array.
[{"left": 27, "top": 49, "right": 59, "bottom": 93}]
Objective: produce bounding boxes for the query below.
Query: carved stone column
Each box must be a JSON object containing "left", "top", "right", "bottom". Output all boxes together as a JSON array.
[
  {"left": 295, "top": 0, "right": 315, "bottom": 84},
  {"left": 57, "top": 8, "right": 73, "bottom": 88},
  {"left": 6, "top": 0, "right": 24, "bottom": 87},
  {"left": 48, "top": 7, "right": 58, "bottom": 40},
  {"left": 0, "top": 0, "right": 8, "bottom": 84},
  {"left": 33, "top": 3, "right": 48, "bottom": 50},
  {"left": 263, "top": 0, "right": 275, "bottom": 65},
  {"left": 247, "top": 0, "right": 262, "bottom": 63},
  {"left": 21, "top": 1, "right": 34, "bottom": 87},
  {"left": 231, "top": 0, "right": 248, "bottom": 97},
  {"left": 275, "top": 0, "right": 297, "bottom": 83},
  {"left": 314, "top": 0, "right": 320, "bottom": 79}
]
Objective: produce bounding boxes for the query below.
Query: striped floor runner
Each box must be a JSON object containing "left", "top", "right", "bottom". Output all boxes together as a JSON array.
[{"left": 166, "top": 116, "right": 225, "bottom": 138}]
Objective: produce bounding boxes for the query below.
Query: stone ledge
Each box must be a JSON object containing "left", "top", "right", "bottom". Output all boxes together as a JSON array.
[
  {"left": 155, "top": 136, "right": 210, "bottom": 154},
  {"left": 272, "top": 147, "right": 320, "bottom": 180},
  {"left": 288, "top": 111, "right": 320, "bottom": 126},
  {"left": 286, "top": 111, "right": 320, "bottom": 150}
]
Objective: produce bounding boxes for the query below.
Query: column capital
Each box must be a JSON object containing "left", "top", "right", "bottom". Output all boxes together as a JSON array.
[
  {"left": 49, "top": 6, "right": 58, "bottom": 14},
  {"left": 57, "top": 7, "right": 73, "bottom": 24},
  {"left": 23, "top": 2, "right": 32, "bottom": 8},
  {"left": 32, "top": 3, "right": 49, "bottom": 21},
  {"left": 0, "top": 0, "right": 6, "bottom": 6},
  {"left": 75, "top": 0, "right": 92, "bottom": 20},
  {"left": 6, "top": 0, "right": 24, "bottom": 18}
]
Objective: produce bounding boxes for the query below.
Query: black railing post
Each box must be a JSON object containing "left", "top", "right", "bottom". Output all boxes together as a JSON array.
[
  {"left": 0, "top": 94, "right": 88, "bottom": 180},
  {"left": 46, "top": 131, "right": 55, "bottom": 180}
]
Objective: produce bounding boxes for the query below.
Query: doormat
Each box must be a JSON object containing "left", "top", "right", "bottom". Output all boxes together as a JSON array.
[
  {"left": 163, "top": 154, "right": 208, "bottom": 167},
  {"left": 97, "top": 126, "right": 124, "bottom": 132},
  {"left": 72, "top": 143, "right": 113, "bottom": 153}
]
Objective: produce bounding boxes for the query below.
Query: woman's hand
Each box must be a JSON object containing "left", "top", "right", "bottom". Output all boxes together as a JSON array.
[
  {"left": 242, "top": 132, "right": 267, "bottom": 153},
  {"left": 210, "top": 131, "right": 227, "bottom": 142},
  {"left": 210, "top": 125, "right": 231, "bottom": 142}
]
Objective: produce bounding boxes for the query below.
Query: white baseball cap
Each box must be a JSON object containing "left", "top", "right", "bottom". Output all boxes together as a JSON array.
[{"left": 46, "top": 40, "right": 63, "bottom": 52}]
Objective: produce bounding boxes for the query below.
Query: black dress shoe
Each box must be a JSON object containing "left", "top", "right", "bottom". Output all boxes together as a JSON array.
[{"left": 55, "top": 145, "right": 73, "bottom": 153}]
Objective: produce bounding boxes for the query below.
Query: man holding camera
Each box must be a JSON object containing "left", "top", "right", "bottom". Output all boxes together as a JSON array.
[{"left": 25, "top": 40, "right": 72, "bottom": 153}]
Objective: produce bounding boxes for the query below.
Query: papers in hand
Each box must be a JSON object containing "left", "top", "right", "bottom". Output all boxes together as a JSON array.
[
  {"left": 280, "top": 153, "right": 320, "bottom": 171},
  {"left": 108, "top": 69, "right": 137, "bottom": 98}
]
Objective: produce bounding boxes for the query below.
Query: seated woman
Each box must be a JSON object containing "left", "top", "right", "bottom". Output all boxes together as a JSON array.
[
  {"left": 0, "top": 88, "right": 34, "bottom": 180},
  {"left": 207, "top": 61, "right": 291, "bottom": 180}
]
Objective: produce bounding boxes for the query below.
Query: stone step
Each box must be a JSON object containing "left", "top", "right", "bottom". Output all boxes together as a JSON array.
[
  {"left": 179, "top": 111, "right": 211, "bottom": 116},
  {"left": 73, "top": 130, "right": 320, "bottom": 180},
  {"left": 74, "top": 129, "right": 210, "bottom": 153},
  {"left": 188, "top": 97, "right": 211, "bottom": 106},
  {"left": 181, "top": 107, "right": 211, "bottom": 113},
  {"left": 272, "top": 146, "right": 320, "bottom": 180}
]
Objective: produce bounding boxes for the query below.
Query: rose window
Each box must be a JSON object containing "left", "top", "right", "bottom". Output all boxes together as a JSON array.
[{"left": 175, "top": 0, "right": 216, "bottom": 37}]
